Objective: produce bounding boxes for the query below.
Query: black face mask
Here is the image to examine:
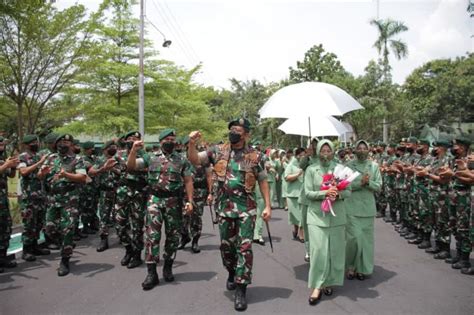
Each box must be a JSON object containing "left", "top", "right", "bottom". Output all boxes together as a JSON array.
[
  {"left": 395, "top": 152, "right": 401, "bottom": 158},
  {"left": 406, "top": 147, "right": 414, "bottom": 153},
  {"left": 431, "top": 149, "right": 439, "bottom": 157},
  {"left": 416, "top": 148, "right": 425, "bottom": 155},
  {"left": 29, "top": 144, "right": 39, "bottom": 152},
  {"left": 57, "top": 144, "right": 69, "bottom": 155},
  {"left": 73, "top": 148, "right": 81, "bottom": 154},
  {"left": 450, "top": 148, "right": 460, "bottom": 156},
  {"left": 229, "top": 132, "right": 241, "bottom": 144},
  {"left": 398, "top": 147, "right": 406, "bottom": 152},
  {"left": 162, "top": 142, "right": 175, "bottom": 153},
  {"left": 126, "top": 142, "right": 133, "bottom": 150},
  {"left": 107, "top": 148, "right": 117, "bottom": 156}
]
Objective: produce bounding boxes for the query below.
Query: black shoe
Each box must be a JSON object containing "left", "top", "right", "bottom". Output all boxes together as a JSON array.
[
  {"left": 308, "top": 290, "right": 322, "bottom": 306},
  {"left": 346, "top": 272, "right": 355, "bottom": 280},
  {"left": 226, "top": 271, "right": 236, "bottom": 291},
  {"left": 96, "top": 236, "right": 109, "bottom": 252},
  {"left": 323, "top": 287, "right": 333, "bottom": 296},
  {"left": 234, "top": 284, "right": 247, "bottom": 311},
  {"left": 417, "top": 239, "right": 432, "bottom": 249},
  {"left": 82, "top": 225, "right": 95, "bottom": 235},
  {"left": 356, "top": 273, "right": 365, "bottom": 281},
  {"left": 78, "top": 230, "right": 88, "bottom": 239},
  {"left": 452, "top": 253, "right": 471, "bottom": 270},
  {"left": 425, "top": 241, "right": 441, "bottom": 254},
  {"left": 121, "top": 246, "right": 133, "bottom": 266},
  {"left": 434, "top": 251, "right": 451, "bottom": 260},
  {"left": 44, "top": 235, "right": 60, "bottom": 250},
  {"left": 142, "top": 263, "right": 159, "bottom": 290},
  {"left": 0, "top": 249, "right": 17, "bottom": 269},
  {"left": 304, "top": 253, "right": 310, "bottom": 263},
  {"left": 408, "top": 237, "right": 422, "bottom": 245},
  {"left": 292, "top": 231, "right": 298, "bottom": 240},
  {"left": 191, "top": 237, "right": 201, "bottom": 253},
  {"left": 163, "top": 259, "right": 174, "bottom": 282},
  {"left": 22, "top": 245, "right": 36, "bottom": 262},
  {"left": 445, "top": 250, "right": 460, "bottom": 264},
  {"left": 127, "top": 251, "right": 143, "bottom": 269},
  {"left": 177, "top": 235, "right": 191, "bottom": 250},
  {"left": 253, "top": 238, "right": 265, "bottom": 246},
  {"left": 385, "top": 218, "right": 394, "bottom": 223},
  {"left": 73, "top": 234, "right": 81, "bottom": 241},
  {"left": 32, "top": 241, "right": 50, "bottom": 256},
  {"left": 405, "top": 233, "right": 418, "bottom": 240},
  {"left": 461, "top": 267, "right": 474, "bottom": 275},
  {"left": 58, "top": 257, "right": 70, "bottom": 277}
]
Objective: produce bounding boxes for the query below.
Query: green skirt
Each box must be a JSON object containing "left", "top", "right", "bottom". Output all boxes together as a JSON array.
[
  {"left": 308, "top": 224, "right": 346, "bottom": 289},
  {"left": 287, "top": 197, "right": 301, "bottom": 226},
  {"left": 345, "top": 215, "right": 375, "bottom": 275}
]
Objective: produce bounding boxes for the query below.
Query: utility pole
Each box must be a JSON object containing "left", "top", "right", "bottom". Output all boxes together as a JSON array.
[
  {"left": 138, "top": 0, "right": 145, "bottom": 136},
  {"left": 376, "top": 0, "right": 389, "bottom": 143}
]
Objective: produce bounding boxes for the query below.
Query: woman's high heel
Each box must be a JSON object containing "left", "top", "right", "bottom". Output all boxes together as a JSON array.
[
  {"left": 323, "top": 287, "right": 333, "bottom": 296},
  {"left": 308, "top": 290, "right": 322, "bottom": 306}
]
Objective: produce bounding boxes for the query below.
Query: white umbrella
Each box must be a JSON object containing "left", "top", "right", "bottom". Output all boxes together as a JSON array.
[
  {"left": 259, "top": 82, "right": 363, "bottom": 118},
  {"left": 278, "top": 116, "right": 349, "bottom": 137}
]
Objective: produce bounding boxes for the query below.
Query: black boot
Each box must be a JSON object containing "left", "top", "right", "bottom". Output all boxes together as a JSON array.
[
  {"left": 405, "top": 230, "right": 418, "bottom": 240},
  {"left": 461, "top": 267, "right": 474, "bottom": 275},
  {"left": 417, "top": 233, "right": 432, "bottom": 249},
  {"left": 22, "top": 245, "right": 36, "bottom": 262},
  {"left": 191, "top": 236, "right": 200, "bottom": 253},
  {"left": 78, "top": 228, "right": 88, "bottom": 239},
  {"left": 452, "top": 252, "right": 471, "bottom": 270},
  {"left": 177, "top": 234, "right": 191, "bottom": 250},
  {"left": 83, "top": 223, "right": 96, "bottom": 235},
  {"left": 44, "top": 234, "right": 60, "bottom": 250},
  {"left": 127, "top": 250, "right": 143, "bottom": 269},
  {"left": 234, "top": 284, "right": 248, "bottom": 311},
  {"left": 121, "top": 245, "right": 133, "bottom": 266},
  {"left": 0, "top": 249, "right": 17, "bottom": 269},
  {"left": 96, "top": 236, "right": 109, "bottom": 252},
  {"left": 163, "top": 259, "right": 175, "bottom": 282},
  {"left": 142, "top": 263, "right": 159, "bottom": 290},
  {"left": 58, "top": 257, "right": 70, "bottom": 277},
  {"left": 408, "top": 234, "right": 423, "bottom": 244},
  {"left": 445, "top": 249, "right": 461, "bottom": 264},
  {"left": 434, "top": 243, "right": 451, "bottom": 260},
  {"left": 226, "top": 271, "right": 236, "bottom": 290},
  {"left": 426, "top": 241, "right": 441, "bottom": 254},
  {"left": 32, "top": 240, "right": 50, "bottom": 256}
]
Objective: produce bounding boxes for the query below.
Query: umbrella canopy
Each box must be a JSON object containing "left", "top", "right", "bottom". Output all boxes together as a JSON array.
[
  {"left": 259, "top": 82, "right": 363, "bottom": 118},
  {"left": 278, "top": 116, "right": 349, "bottom": 137}
]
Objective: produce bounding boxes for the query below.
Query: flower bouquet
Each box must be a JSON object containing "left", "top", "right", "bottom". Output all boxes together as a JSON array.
[{"left": 320, "top": 164, "right": 360, "bottom": 216}]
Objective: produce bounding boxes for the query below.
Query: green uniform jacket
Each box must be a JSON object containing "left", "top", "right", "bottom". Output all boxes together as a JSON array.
[
  {"left": 284, "top": 157, "right": 303, "bottom": 198},
  {"left": 347, "top": 159, "right": 382, "bottom": 217}
]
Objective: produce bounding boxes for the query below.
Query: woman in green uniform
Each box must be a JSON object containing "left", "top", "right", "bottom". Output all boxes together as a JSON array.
[
  {"left": 346, "top": 140, "right": 382, "bottom": 280},
  {"left": 305, "top": 139, "right": 350, "bottom": 305},
  {"left": 284, "top": 148, "right": 305, "bottom": 240}
]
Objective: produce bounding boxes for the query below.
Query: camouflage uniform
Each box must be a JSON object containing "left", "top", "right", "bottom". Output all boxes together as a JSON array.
[
  {"left": 43, "top": 152, "right": 86, "bottom": 258},
  {"left": 385, "top": 153, "right": 398, "bottom": 222},
  {"left": 0, "top": 157, "right": 14, "bottom": 259},
  {"left": 18, "top": 151, "right": 47, "bottom": 246},
  {"left": 403, "top": 151, "right": 420, "bottom": 234},
  {"left": 413, "top": 152, "right": 434, "bottom": 238},
  {"left": 79, "top": 152, "right": 99, "bottom": 229}
]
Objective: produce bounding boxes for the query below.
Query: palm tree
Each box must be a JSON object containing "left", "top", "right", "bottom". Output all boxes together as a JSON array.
[{"left": 370, "top": 18, "right": 409, "bottom": 79}]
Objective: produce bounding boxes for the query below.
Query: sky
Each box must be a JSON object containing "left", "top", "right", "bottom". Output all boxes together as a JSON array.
[{"left": 57, "top": 0, "right": 473, "bottom": 89}]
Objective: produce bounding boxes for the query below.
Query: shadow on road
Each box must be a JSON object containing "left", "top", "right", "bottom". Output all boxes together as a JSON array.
[
  {"left": 195, "top": 244, "right": 220, "bottom": 251},
  {"left": 223, "top": 286, "right": 293, "bottom": 304},
  {"left": 293, "top": 263, "right": 309, "bottom": 282},
  {"left": 175, "top": 271, "right": 217, "bottom": 282},
  {"left": 69, "top": 260, "right": 115, "bottom": 278}
]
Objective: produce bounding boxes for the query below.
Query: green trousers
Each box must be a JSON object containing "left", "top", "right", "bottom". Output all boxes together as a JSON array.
[{"left": 345, "top": 216, "right": 375, "bottom": 275}]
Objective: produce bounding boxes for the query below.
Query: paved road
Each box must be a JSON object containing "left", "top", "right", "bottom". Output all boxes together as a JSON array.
[{"left": 1, "top": 207, "right": 473, "bottom": 315}]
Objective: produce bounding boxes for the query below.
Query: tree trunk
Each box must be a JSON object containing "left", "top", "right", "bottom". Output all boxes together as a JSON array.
[{"left": 17, "top": 101, "right": 23, "bottom": 146}]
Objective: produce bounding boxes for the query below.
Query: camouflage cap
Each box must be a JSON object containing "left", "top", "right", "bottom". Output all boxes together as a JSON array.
[
  {"left": 102, "top": 140, "right": 115, "bottom": 150},
  {"left": 379, "top": 142, "right": 387, "bottom": 148},
  {"left": 82, "top": 141, "right": 95, "bottom": 150},
  {"left": 124, "top": 130, "right": 141, "bottom": 140},
  {"left": 228, "top": 117, "right": 251, "bottom": 132},
  {"left": 407, "top": 136, "right": 418, "bottom": 144},
  {"left": 55, "top": 134, "right": 74, "bottom": 144},
  {"left": 22, "top": 134, "right": 38, "bottom": 144},
  {"left": 159, "top": 128, "right": 176, "bottom": 141}
]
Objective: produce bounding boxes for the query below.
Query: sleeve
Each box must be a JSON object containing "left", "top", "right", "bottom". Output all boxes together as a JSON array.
[
  {"left": 368, "top": 162, "right": 382, "bottom": 192},
  {"left": 256, "top": 154, "right": 268, "bottom": 182},
  {"left": 182, "top": 159, "right": 193, "bottom": 177},
  {"left": 75, "top": 157, "right": 87, "bottom": 175},
  {"left": 18, "top": 153, "right": 27, "bottom": 169},
  {"left": 198, "top": 151, "right": 209, "bottom": 165},
  {"left": 135, "top": 153, "right": 149, "bottom": 171},
  {"left": 305, "top": 167, "right": 326, "bottom": 201}
]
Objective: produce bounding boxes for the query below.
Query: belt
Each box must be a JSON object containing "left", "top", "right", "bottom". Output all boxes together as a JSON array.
[{"left": 151, "top": 189, "right": 181, "bottom": 198}]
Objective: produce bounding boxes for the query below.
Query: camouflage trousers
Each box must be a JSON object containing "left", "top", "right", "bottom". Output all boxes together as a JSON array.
[
  {"left": 219, "top": 214, "right": 256, "bottom": 285},
  {"left": 45, "top": 191, "right": 79, "bottom": 258},
  {"left": 449, "top": 188, "right": 472, "bottom": 254},
  {"left": 181, "top": 199, "right": 205, "bottom": 240},
  {"left": 0, "top": 198, "right": 12, "bottom": 253},
  {"left": 144, "top": 195, "right": 182, "bottom": 263},
  {"left": 98, "top": 189, "right": 116, "bottom": 237},
  {"left": 115, "top": 185, "right": 146, "bottom": 251},
  {"left": 416, "top": 185, "right": 433, "bottom": 233},
  {"left": 431, "top": 186, "right": 451, "bottom": 245},
  {"left": 20, "top": 196, "right": 46, "bottom": 246},
  {"left": 375, "top": 185, "right": 388, "bottom": 216},
  {"left": 386, "top": 185, "right": 398, "bottom": 220},
  {"left": 397, "top": 188, "right": 409, "bottom": 225},
  {"left": 79, "top": 184, "right": 98, "bottom": 226}
]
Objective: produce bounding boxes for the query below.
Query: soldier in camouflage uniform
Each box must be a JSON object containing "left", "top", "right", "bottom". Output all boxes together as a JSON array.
[
  {"left": 79, "top": 141, "right": 99, "bottom": 235},
  {"left": 18, "top": 135, "right": 51, "bottom": 261},
  {"left": 115, "top": 131, "right": 147, "bottom": 269},
  {"left": 0, "top": 137, "right": 19, "bottom": 273},
  {"left": 70, "top": 139, "right": 88, "bottom": 241},
  {"left": 127, "top": 128, "right": 194, "bottom": 291},
  {"left": 460, "top": 154, "right": 473, "bottom": 275},
  {"left": 188, "top": 118, "right": 272, "bottom": 312},
  {"left": 394, "top": 139, "right": 408, "bottom": 234},
  {"left": 427, "top": 140, "right": 452, "bottom": 258},
  {"left": 374, "top": 142, "right": 388, "bottom": 219},
  {"left": 39, "top": 134, "right": 87, "bottom": 276},
  {"left": 382, "top": 144, "right": 398, "bottom": 223},
  {"left": 89, "top": 140, "right": 124, "bottom": 252}
]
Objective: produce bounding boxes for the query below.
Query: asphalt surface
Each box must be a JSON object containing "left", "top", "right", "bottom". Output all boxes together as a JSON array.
[{"left": 1, "top": 207, "right": 473, "bottom": 315}]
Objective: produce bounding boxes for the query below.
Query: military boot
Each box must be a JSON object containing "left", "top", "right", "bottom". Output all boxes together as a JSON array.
[
  {"left": 452, "top": 252, "right": 471, "bottom": 270},
  {"left": 425, "top": 241, "right": 441, "bottom": 254},
  {"left": 461, "top": 267, "right": 474, "bottom": 275},
  {"left": 78, "top": 228, "right": 88, "bottom": 239},
  {"left": 226, "top": 270, "right": 236, "bottom": 290},
  {"left": 121, "top": 245, "right": 133, "bottom": 266},
  {"left": 234, "top": 284, "right": 248, "bottom": 311},
  {"left": 0, "top": 266, "right": 3, "bottom": 273},
  {"left": 417, "top": 233, "right": 432, "bottom": 249},
  {"left": 142, "top": 263, "right": 159, "bottom": 290},
  {"left": 408, "top": 233, "right": 423, "bottom": 244},
  {"left": 445, "top": 249, "right": 461, "bottom": 264},
  {"left": 58, "top": 257, "right": 70, "bottom": 277},
  {"left": 22, "top": 245, "right": 36, "bottom": 262},
  {"left": 0, "top": 248, "right": 17, "bottom": 269},
  {"left": 81, "top": 223, "right": 94, "bottom": 235},
  {"left": 96, "top": 236, "right": 109, "bottom": 252},
  {"left": 44, "top": 234, "right": 60, "bottom": 250},
  {"left": 32, "top": 240, "right": 50, "bottom": 256},
  {"left": 127, "top": 250, "right": 143, "bottom": 269},
  {"left": 434, "top": 243, "right": 451, "bottom": 260},
  {"left": 177, "top": 234, "right": 191, "bottom": 250},
  {"left": 191, "top": 236, "right": 201, "bottom": 253},
  {"left": 163, "top": 259, "right": 175, "bottom": 282}
]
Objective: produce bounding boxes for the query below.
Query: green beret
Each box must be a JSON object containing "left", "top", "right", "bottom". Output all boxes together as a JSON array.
[
  {"left": 388, "top": 143, "right": 397, "bottom": 148},
  {"left": 407, "top": 136, "right": 418, "bottom": 144},
  {"left": 379, "top": 142, "right": 387, "bottom": 148},
  {"left": 433, "top": 140, "right": 451, "bottom": 148},
  {"left": 45, "top": 133, "right": 58, "bottom": 144},
  {"left": 82, "top": 141, "right": 95, "bottom": 150},
  {"left": 418, "top": 139, "right": 430, "bottom": 146},
  {"left": 182, "top": 135, "right": 190, "bottom": 145},
  {"left": 175, "top": 136, "right": 182, "bottom": 145},
  {"left": 228, "top": 118, "right": 251, "bottom": 131},
  {"left": 22, "top": 134, "right": 38, "bottom": 144},
  {"left": 102, "top": 140, "right": 115, "bottom": 150},
  {"left": 453, "top": 136, "right": 471, "bottom": 147},
  {"left": 55, "top": 134, "right": 74, "bottom": 144},
  {"left": 73, "top": 139, "right": 80, "bottom": 145},
  {"left": 124, "top": 130, "right": 141, "bottom": 140},
  {"left": 159, "top": 128, "right": 176, "bottom": 141},
  {"left": 400, "top": 138, "right": 407, "bottom": 143}
]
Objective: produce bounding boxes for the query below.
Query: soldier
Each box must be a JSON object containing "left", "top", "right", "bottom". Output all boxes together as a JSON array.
[
  {"left": 383, "top": 144, "right": 398, "bottom": 223},
  {"left": 70, "top": 139, "right": 88, "bottom": 241},
  {"left": 79, "top": 141, "right": 99, "bottom": 235},
  {"left": 460, "top": 153, "right": 473, "bottom": 275},
  {"left": 375, "top": 142, "right": 388, "bottom": 219},
  {"left": 18, "top": 135, "right": 51, "bottom": 261},
  {"left": 127, "top": 128, "right": 194, "bottom": 291},
  {"left": 188, "top": 118, "right": 272, "bottom": 311},
  {"left": 0, "top": 137, "right": 19, "bottom": 273},
  {"left": 89, "top": 140, "right": 124, "bottom": 252},
  {"left": 115, "top": 131, "right": 147, "bottom": 268},
  {"left": 39, "top": 134, "right": 87, "bottom": 276}
]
